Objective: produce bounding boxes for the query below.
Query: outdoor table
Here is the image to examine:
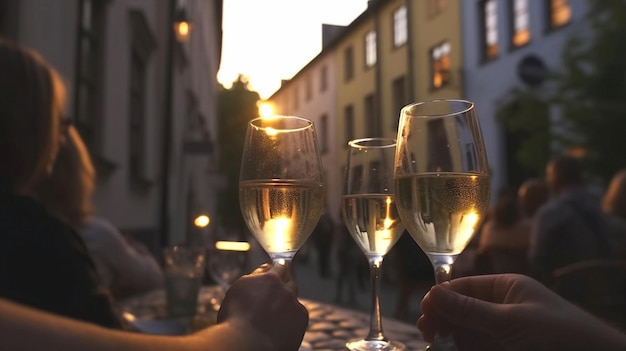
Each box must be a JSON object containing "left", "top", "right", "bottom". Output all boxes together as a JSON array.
[{"left": 117, "top": 285, "right": 428, "bottom": 351}]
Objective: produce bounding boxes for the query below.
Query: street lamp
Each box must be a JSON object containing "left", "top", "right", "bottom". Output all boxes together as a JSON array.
[{"left": 173, "top": 7, "right": 193, "bottom": 43}]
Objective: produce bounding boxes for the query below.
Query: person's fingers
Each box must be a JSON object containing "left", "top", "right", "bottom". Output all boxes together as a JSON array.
[
  {"left": 444, "top": 274, "right": 522, "bottom": 304},
  {"left": 269, "top": 262, "right": 293, "bottom": 284},
  {"left": 416, "top": 315, "right": 436, "bottom": 343},
  {"left": 428, "top": 284, "right": 507, "bottom": 336}
]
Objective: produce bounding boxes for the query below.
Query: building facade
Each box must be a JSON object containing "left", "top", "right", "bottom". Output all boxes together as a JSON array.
[
  {"left": 461, "top": 0, "right": 589, "bottom": 193},
  {"left": 268, "top": 0, "right": 464, "bottom": 218},
  {"left": 0, "top": 0, "right": 223, "bottom": 251}
]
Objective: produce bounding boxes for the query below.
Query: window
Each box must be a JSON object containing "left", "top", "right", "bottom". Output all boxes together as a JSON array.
[
  {"left": 364, "top": 94, "right": 379, "bottom": 136},
  {"left": 428, "top": 0, "right": 447, "bottom": 18},
  {"left": 431, "top": 41, "right": 451, "bottom": 89},
  {"left": 129, "top": 51, "right": 147, "bottom": 180},
  {"left": 392, "top": 76, "right": 407, "bottom": 130},
  {"left": 344, "top": 105, "right": 355, "bottom": 144},
  {"left": 548, "top": 0, "right": 571, "bottom": 29},
  {"left": 320, "top": 65, "right": 328, "bottom": 92},
  {"left": 305, "top": 75, "right": 312, "bottom": 101},
  {"left": 74, "top": 0, "right": 107, "bottom": 151},
  {"left": 320, "top": 114, "right": 329, "bottom": 154},
  {"left": 393, "top": 6, "right": 407, "bottom": 47},
  {"left": 512, "top": 0, "right": 530, "bottom": 47},
  {"left": 128, "top": 10, "right": 156, "bottom": 182},
  {"left": 344, "top": 46, "right": 354, "bottom": 81},
  {"left": 481, "top": 0, "right": 498, "bottom": 60},
  {"left": 365, "top": 30, "right": 377, "bottom": 68}
]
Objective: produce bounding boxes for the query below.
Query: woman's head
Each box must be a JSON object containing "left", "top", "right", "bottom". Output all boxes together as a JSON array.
[
  {"left": 602, "top": 170, "right": 626, "bottom": 220},
  {"left": 491, "top": 191, "right": 520, "bottom": 228},
  {"left": 35, "top": 125, "right": 96, "bottom": 227},
  {"left": 0, "top": 38, "right": 66, "bottom": 193}
]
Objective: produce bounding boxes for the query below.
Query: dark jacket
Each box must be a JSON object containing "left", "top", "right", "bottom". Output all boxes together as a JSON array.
[{"left": 0, "top": 191, "right": 122, "bottom": 328}]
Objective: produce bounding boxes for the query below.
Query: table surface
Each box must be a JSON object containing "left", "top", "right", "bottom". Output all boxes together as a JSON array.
[{"left": 117, "top": 286, "right": 428, "bottom": 351}]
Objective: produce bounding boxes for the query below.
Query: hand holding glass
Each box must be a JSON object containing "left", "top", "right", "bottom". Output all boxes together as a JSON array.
[
  {"left": 239, "top": 116, "right": 325, "bottom": 267},
  {"left": 394, "top": 99, "right": 490, "bottom": 350},
  {"left": 342, "top": 138, "right": 405, "bottom": 351}
]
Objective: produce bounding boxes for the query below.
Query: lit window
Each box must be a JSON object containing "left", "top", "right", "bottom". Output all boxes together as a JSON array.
[
  {"left": 482, "top": 0, "right": 498, "bottom": 59},
  {"left": 550, "top": 0, "right": 571, "bottom": 29},
  {"left": 512, "top": 0, "right": 530, "bottom": 47},
  {"left": 431, "top": 41, "right": 451, "bottom": 89},
  {"left": 365, "top": 30, "right": 377, "bottom": 67},
  {"left": 393, "top": 6, "right": 407, "bottom": 47}
]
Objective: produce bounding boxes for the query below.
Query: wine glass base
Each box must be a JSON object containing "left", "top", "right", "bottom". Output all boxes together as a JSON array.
[{"left": 345, "top": 338, "right": 405, "bottom": 351}]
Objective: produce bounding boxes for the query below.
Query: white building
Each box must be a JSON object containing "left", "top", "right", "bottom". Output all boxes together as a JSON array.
[
  {"left": 461, "top": 0, "right": 590, "bottom": 193},
  {"left": 0, "top": 0, "right": 224, "bottom": 251}
]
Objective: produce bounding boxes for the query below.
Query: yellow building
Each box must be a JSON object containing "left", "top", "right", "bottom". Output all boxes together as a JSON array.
[{"left": 269, "top": 0, "right": 463, "bottom": 219}]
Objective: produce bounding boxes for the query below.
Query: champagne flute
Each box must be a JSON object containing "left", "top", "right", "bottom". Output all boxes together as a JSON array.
[
  {"left": 342, "top": 138, "right": 405, "bottom": 351},
  {"left": 394, "top": 99, "right": 491, "bottom": 350},
  {"left": 239, "top": 116, "right": 325, "bottom": 270}
]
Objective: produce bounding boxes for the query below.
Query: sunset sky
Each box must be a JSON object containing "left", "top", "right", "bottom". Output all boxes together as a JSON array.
[{"left": 217, "top": 0, "right": 368, "bottom": 99}]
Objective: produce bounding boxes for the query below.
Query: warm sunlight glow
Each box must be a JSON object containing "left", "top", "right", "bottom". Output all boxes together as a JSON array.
[
  {"left": 215, "top": 241, "right": 251, "bottom": 252},
  {"left": 264, "top": 217, "right": 292, "bottom": 251},
  {"left": 193, "top": 215, "right": 210, "bottom": 228},
  {"left": 259, "top": 101, "right": 274, "bottom": 117},
  {"left": 384, "top": 196, "right": 393, "bottom": 229},
  {"left": 461, "top": 211, "right": 480, "bottom": 238}
]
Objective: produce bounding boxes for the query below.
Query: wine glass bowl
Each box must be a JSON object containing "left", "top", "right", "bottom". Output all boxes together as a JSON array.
[
  {"left": 394, "top": 99, "right": 490, "bottom": 350},
  {"left": 342, "top": 137, "right": 405, "bottom": 351},
  {"left": 239, "top": 116, "right": 325, "bottom": 265}
]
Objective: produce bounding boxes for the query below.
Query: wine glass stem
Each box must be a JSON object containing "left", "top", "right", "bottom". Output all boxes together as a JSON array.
[
  {"left": 366, "top": 257, "right": 386, "bottom": 342},
  {"left": 434, "top": 263, "right": 452, "bottom": 285}
]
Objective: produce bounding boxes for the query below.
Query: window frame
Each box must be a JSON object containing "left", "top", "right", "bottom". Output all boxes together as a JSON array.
[
  {"left": 430, "top": 40, "right": 451, "bottom": 90},
  {"left": 364, "top": 30, "right": 377, "bottom": 68},
  {"left": 393, "top": 5, "right": 408, "bottom": 48}
]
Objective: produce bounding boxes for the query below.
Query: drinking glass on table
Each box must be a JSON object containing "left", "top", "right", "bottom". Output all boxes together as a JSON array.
[
  {"left": 394, "top": 99, "right": 491, "bottom": 351},
  {"left": 342, "top": 138, "right": 405, "bottom": 351},
  {"left": 206, "top": 238, "right": 249, "bottom": 307},
  {"left": 163, "top": 246, "right": 206, "bottom": 319},
  {"left": 239, "top": 115, "right": 325, "bottom": 271}
]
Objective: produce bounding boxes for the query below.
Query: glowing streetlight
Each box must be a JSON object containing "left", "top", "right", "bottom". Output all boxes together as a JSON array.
[{"left": 193, "top": 214, "right": 210, "bottom": 228}]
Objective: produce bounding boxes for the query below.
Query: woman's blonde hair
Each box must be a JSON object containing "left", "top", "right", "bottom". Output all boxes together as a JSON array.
[
  {"left": 602, "top": 170, "right": 626, "bottom": 220},
  {"left": 35, "top": 125, "right": 96, "bottom": 227},
  {"left": 0, "top": 38, "right": 66, "bottom": 192}
]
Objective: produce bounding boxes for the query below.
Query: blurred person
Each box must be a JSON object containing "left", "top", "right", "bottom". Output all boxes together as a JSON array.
[
  {"left": 333, "top": 219, "right": 362, "bottom": 305},
  {"left": 601, "top": 169, "right": 626, "bottom": 257},
  {"left": 528, "top": 155, "right": 619, "bottom": 283},
  {"left": 518, "top": 178, "right": 550, "bottom": 219},
  {"left": 418, "top": 274, "right": 626, "bottom": 351},
  {"left": 0, "top": 38, "right": 122, "bottom": 328},
  {"left": 311, "top": 210, "right": 334, "bottom": 279},
  {"left": 35, "top": 124, "right": 164, "bottom": 299},
  {"left": 0, "top": 264, "right": 309, "bottom": 351},
  {"left": 476, "top": 190, "right": 531, "bottom": 274}
]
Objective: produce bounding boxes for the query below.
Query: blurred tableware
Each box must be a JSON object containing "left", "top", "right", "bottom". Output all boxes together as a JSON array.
[{"left": 162, "top": 246, "right": 206, "bottom": 318}]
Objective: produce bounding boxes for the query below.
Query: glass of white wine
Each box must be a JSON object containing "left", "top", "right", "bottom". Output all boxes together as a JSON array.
[
  {"left": 239, "top": 115, "right": 325, "bottom": 268},
  {"left": 342, "top": 138, "right": 405, "bottom": 351},
  {"left": 394, "top": 99, "right": 491, "bottom": 351}
]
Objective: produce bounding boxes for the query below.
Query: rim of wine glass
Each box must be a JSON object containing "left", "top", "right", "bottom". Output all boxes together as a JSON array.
[
  {"left": 249, "top": 115, "right": 313, "bottom": 132},
  {"left": 347, "top": 137, "right": 396, "bottom": 149},
  {"left": 401, "top": 98, "right": 474, "bottom": 118}
]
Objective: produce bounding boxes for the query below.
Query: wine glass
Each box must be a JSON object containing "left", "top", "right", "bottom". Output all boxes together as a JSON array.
[
  {"left": 342, "top": 138, "right": 405, "bottom": 351},
  {"left": 394, "top": 99, "right": 491, "bottom": 350},
  {"left": 206, "top": 231, "right": 249, "bottom": 308},
  {"left": 239, "top": 115, "right": 325, "bottom": 270}
]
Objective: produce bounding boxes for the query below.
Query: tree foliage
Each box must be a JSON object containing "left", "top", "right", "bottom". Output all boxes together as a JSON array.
[{"left": 216, "top": 75, "right": 260, "bottom": 230}]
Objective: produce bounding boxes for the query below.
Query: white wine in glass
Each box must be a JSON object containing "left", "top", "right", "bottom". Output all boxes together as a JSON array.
[
  {"left": 342, "top": 138, "right": 405, "bottom": 351},
  {"left": 394, "top": 100, "right": 490, "bottom": 351},
  {"left": 239, "top": 116, "right": 325, "bottom": 266}
]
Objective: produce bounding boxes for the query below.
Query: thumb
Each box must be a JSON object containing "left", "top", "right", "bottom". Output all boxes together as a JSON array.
[{"left": 429, "top": 284, "right": 505, "bottom": 336}]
